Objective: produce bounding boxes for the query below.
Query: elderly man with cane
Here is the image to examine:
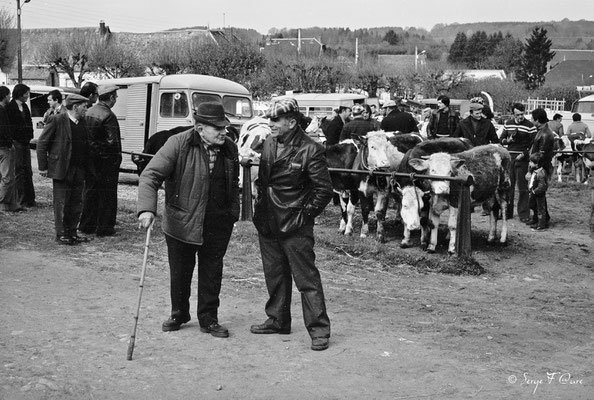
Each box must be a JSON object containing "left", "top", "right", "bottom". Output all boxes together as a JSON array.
[{"left": 137, "top": 102, "right": 240, "bottom": 338}]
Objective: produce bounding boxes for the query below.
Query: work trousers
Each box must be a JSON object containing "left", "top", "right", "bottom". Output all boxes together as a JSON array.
[
  {"left": 508, "top": 155, "right": 530, "bottom": 220},
  {"left": 0, "top": 146, "right": 17, "bottom": 210},
  {"left": 80, "top": 156, "right": 120, "bottom": 234},
  {"left": 52, "top": 166, "right": 85, "bottom": 237},
  {"left": 258, "top": 224, "right": 330, "bottom": 339},
  {"left": 529, "top": 193, "right": 549, "bottom": 229},
  {"left": 165, "top": 217, "right": 234, "bottom": 327},
  {"left": 13, "top": 142, "right": 35, "bottom": 207}
]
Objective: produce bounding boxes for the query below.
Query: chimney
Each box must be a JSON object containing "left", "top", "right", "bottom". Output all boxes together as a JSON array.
[{"left": 99, "top": 20, "right": 106, "bottom": 35}]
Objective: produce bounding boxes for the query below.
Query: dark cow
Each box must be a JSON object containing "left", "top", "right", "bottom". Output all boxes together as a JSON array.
[
  {"left": 132, "top": 125, "right": 193, "bottom": 175},
  {"left": 326, "top": 140, "right": 372, "bottom": 236},
  {"left": 396, "top": 138, "right": 473, "bottom": 249},
  {"left": 555, "top": 132, "right": 587, "bottom": 183},
  {"left": 362, "top": 131, "right": 423, "bottom": 242},
  {"left": 409, "top": 144, "right": 511, "bottom": 254}
]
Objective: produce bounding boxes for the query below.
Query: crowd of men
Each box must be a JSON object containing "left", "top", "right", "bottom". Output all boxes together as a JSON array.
[{"left": 0, "top": 83, "right": 122, "bottom": 245}]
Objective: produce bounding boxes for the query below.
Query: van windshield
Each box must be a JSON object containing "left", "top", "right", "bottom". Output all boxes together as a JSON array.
[
  {"left": 573, "top": 101, "right": 594, "bottom": 114},
  {"left": 191, "top": 93, "right": 252, "bottom": 119}
]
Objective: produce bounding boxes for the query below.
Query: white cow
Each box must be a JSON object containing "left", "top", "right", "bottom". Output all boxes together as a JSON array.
[{"left": 238, "top": 116, "right": 272, "bottom": 195}]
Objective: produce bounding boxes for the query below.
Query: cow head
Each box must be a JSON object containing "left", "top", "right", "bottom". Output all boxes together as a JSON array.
[
  {"left": 366, "top": 131, "right": 392, "bottom": 170},
  {"left": 408, "top": 152, "right": 465, "bottom": 196},
  {"left": 399, "top": 185, "right": 427, "bottom": 231},
  {"left": 238, "top": 117, "right": 272, "bottom": 161}
]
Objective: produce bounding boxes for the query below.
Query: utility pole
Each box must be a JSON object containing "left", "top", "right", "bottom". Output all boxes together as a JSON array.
[
  {"left": 17, "top": 0, "right": 31, "bottom": 84},
  {"left": 355, "top": 37, "right": 359, "bottom": 65}
]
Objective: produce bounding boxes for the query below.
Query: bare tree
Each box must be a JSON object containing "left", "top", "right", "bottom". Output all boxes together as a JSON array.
[
  {"left": 35, "top": 33, "right": 95, "bottom": 87},
  {"left": 89, "top": 36, "right": 143, "bottom": 78},
  {"left": 0, "top": 7, "right": 16, "bottom": 72},
  {"left": 143, "top": 37, "right": 189, "bottom": 75}
]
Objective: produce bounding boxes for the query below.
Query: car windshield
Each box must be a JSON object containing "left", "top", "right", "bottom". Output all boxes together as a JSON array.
[{"left": 573, "top": 101, "right": 594, "bottom": 114}]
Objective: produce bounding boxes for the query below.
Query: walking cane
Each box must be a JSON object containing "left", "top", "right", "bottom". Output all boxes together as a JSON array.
[{"left": 127, "top": 220, "right": 154, "bottom": 361}]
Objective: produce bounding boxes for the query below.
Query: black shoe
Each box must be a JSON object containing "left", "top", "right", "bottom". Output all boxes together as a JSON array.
[
  {"left": 250, "top": 321, "right": 291, "bottom": 335},
  {"left": 162, "top": 315, "right": 191, "bottom": 332},
  {"left": 519, "top": 218, "right": 531, "bottom": 223},
  {"left": 200, "top": 323, "right": 229, "bottom": 338},
  {"left": 56, "top": 235, "right": 76, "bottom": 245},
  {"left": 532, "top": 226, "right": 547, "bottom": 231},
  {"left": 311, "top": 337, "right": 329, "bottom": 351}
]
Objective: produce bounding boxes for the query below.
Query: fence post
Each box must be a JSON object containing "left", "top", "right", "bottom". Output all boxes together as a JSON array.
[
  {"left": 456, "top": 177, "right": 473, "bottom": 258},
  {"left": 241, "top": 163, "right": 253, "bottom": 221}
]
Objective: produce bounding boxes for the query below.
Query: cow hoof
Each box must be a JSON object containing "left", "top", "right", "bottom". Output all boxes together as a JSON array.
[
  {"left": 360, "top": 233, "right": 367, "bottom": 238},
  {"left": 400, "top": 242, "right": 411, "bottom": 249},
  {"left": 378, "top": 235, "right": 386, "bottom": 243},
  {"left": 426, "top": 248, "right": 435, "bottom": 254},
  {"left": 420, "top": 244, "right": 428, "bottom": 251},
  {"left": 499, "top": 240, "right": 508, "bottom": 247}
]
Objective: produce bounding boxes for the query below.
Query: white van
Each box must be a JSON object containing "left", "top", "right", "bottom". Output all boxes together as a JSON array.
[
  {"left": 93, "top": 74, "right": 253, "bottom": 173},
  {"left": 271, "top": 93, "right": 367, "bottom": 119}
]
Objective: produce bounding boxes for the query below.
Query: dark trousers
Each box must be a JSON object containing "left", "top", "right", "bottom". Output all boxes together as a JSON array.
[
  {"left": 165, "top": 218, "right": 234, "bottom": 326},
  {"left": 508, "top": 156, "right": 529, "bottom": 220},
  {"left": 80, "top": 157, "right": 120, "bottom": 234},
  {"left": 52, "top": 167, "right": 85, "bottom": 237},
  {"left": 258, "top": 224, "right": 330, "bottom": 339},
  {"left": 13, "top": 142, "right": 35, "bottom": 207},
  {"left": 529, "top": 193, "right": 549, "bottom": 228}
]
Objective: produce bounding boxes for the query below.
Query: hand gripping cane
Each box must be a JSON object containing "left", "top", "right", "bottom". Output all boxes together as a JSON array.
[{"left": 127, "top": 221, "right": 154, "bottom": 361}]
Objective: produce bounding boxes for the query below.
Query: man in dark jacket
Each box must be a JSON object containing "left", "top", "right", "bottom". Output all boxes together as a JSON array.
[
  {"left": 79, "top": 85, "right": 122, "bottom": 237},
  {"left": 453, "top": 102, "right": 499, "bottom": 146},
  {"left": 251, "top": 98, "right": 333, "bottom": 351},
  {"left": 36, "top": 94, "right": 92, "bottom": 245},
  {"left": 339, "top": 104, "right": 377, "bottom": 142},
  {"left": 427, "top": 95, "right": 460, "bottom": 139},
  {"left": 380, "top": 99, "right": 419, "bottom": 133},
  {"left": 137, "top": 102, "right": 239, "bottom": 338},
  {"left": 0, "top": 86, "right": 18, "bottom": 212},
  {"left": 325, "top": 106, "right": 351, "bottom": 145},
  {"left": 7, "top": 83, "right": 35, "bottom": 209}
]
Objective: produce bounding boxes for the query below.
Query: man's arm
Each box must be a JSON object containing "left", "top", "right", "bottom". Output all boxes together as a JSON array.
[{"left": 304, "top": 144, "right": 333, "bottom": 219}]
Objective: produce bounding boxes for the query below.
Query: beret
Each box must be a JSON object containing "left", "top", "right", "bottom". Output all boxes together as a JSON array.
[
  {"left": 469, "top": 102, "right": 484, "bottom": 111},
  {"left": 64, "top": 93, "right": 89, "bottom": 106},
  {"left": 265, "top": 98, "right": 299, "bottom": 119}
]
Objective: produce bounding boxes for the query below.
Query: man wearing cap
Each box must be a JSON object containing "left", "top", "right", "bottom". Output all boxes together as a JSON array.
[
  {"left": 325, "top": 105, "right": 352, "bottom": 146},
  {"left": 36, "top": 94, "right": 93, "bottom": 245},
  {"left": 137, "top": 102, "right": 239, "bottom": 338},
  {"left": 453, "top": 101, "right": 499, "bottom": 146},
  {"left": 380, "top": 99, "right": 419, "bottom": 134},
  {"left": 427, "top": 95, "right": 460, "bottom": 139},
  {"left": 251, "top": 98, "right": 333, "bottom": 351},
  {"left": 79, "top": 85, "right": 122, "bottom": 237},
  {"left": 339, "top": 104, "right": 377, "bottom": 142}
]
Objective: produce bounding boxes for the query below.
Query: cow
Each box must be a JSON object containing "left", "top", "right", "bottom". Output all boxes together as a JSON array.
[
  {"left": 408, "top": 144, "right": 511, "bottom": 254},
  {"left": 582, "top": 141, "right": 594, "bottom": 172},
  {"left": 237, "top": 116, "right": 272, "bottom": 198},
  {"left": 304, "top": 115, "right": 327, "bottom": 144},
  {"left": 554, "top": 132, "right": 587, "bottom": 183},
  {"left": 361, "top": 131, "right": 423, "bottom": 242},
  {"left": 396, "top": 137, "right": 474, "bottom": 249},
  {"left": 132, "top": 125, "right": 193, "bottom": 175}
]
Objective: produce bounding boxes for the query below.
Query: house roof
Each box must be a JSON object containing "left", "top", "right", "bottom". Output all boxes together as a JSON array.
[
  {"left": 549, "top": 49, "right": 594, "bottom": 68},
  {"left": 545, "top": 60, "right": 594, "bottom": 86}
]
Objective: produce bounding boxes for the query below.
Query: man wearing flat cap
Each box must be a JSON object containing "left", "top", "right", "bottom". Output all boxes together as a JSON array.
[
  {"left": 37, "top": 94, "right": 93, "bottom": 245},
  {"left": 380, "top": 98, "right": 419, "bottom": 134},
  {"left": 137, "top": 101, "right": 239, "bottom": 338},
  {"left": 339, "top": 104, "right": 377, "bottom": 142},
  {"left": 452, "top": 99, "right": 499, "bottom": 146},
  {"left": 251, "top": 98, "right": 333, "bottom": 351},
  {"left": 79, "top": 85, "right": 121, "bottom": 237}
]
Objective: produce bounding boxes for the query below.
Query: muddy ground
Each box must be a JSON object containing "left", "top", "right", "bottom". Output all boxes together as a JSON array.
[{"left": 0, "top": 167, "right": 592, "bottom": 400}]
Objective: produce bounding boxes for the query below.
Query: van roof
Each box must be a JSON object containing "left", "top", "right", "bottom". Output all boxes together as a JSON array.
[
  {"left": 91, "top": 74, "right": 250, "bottom": 96},
  {"left": 273, "top": 93, "right": 367, "bottom": 101},
  {"left": 578, "top": 94, "right": 594, "bottom": 102}
]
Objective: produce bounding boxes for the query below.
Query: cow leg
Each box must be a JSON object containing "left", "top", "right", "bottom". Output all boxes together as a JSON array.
[
  {"left": 557, "top": 161, "right": 564, "bottom": 183},
  {"left": 375, "top": 190, "right": 389, "bottom": 243},
  {"left": 426, "top": 210, "right": 440, "bottom": 253},
  {"left": 400, "top": 225, "right": 412, "bottom": 248},
  {"left": 359, "top": 194, "right": 371, "bottom": 238},
  {"left": 345, "top": 197, "right": 356, "bottom": 236},
  {"left": 447, "top": 205, "right": 458, "bottom": 255},
  {"left": 338, "top": 192, "right": 348, "bottom": 234}
]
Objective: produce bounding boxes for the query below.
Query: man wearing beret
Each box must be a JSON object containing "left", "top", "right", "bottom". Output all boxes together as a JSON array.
[
  {"left": 37, "top": 94, "right": 93, "bottom": 245},
  {"left": 453, "top": 100, "right": 499, "bottom": 146},
  {"left": 79, "top": 85, "right": 122, "bottom": 237},
  {"left": 251, "top": 98, "right": 333, "bottom": 351},
  {"left": 137, "top": 102, "right": 239, "bottom": 338}
]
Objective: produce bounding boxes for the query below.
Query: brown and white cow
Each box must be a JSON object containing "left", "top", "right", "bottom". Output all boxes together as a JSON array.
[
  {"left": 361, "top": 131, "right": 423, "bottom": 242},
  {"left": 408, "top": 144, "right": 511, "bottom": 254},
  {"left": 396, "top": 137, "right": 473, "bottom": 249}
]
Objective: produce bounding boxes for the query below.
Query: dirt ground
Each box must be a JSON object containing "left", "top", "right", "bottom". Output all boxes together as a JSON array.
[{"left": 0, "top": 165, "right": 593, "bottom": 399}]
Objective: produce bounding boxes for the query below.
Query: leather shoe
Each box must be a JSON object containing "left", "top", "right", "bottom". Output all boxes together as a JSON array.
[
  {"left": 200, "top": 323, "right": 229, "bottom": 338},
  {"left": 162, "top": 315, "right": 191, "bottom": 332},
  {"left": 520, "top": 218, "right": 532, "bottom": 223},
  {"left": 56, "top": 235, "right": 76, "bottom": 245},
  {"left": 250, "top": 321, "right": 291, "bottom": 335},
  {"left": 72, "top": 233, "right": 90, "bottom": 243},
  {"left": 311, "top": 337, "right": 329, "bottom": 351}
]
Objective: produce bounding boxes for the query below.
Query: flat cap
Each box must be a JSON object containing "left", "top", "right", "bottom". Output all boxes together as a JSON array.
[
  {"left": 265, "top": 98, "right": 299, "bottom": 119},
  {"left": 469, "top": 102, "right": 484, "bottom": 111},
  {"left": 64, "top": 93, "right": 89, "bottom": 106},
  {"left": 98, "top": 85, "right": 118, "bottom": 96},
  {"left": 382, "top": 100, "right": 397, "bottom": 108}
]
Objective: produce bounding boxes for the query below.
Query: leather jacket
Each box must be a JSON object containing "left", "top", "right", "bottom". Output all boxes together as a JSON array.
[
  {"left": 85, "top": 102, "right": 122, "bottom": 163},
  {"left": 253, "top": 125, "right": 332, "bottom": 237}
]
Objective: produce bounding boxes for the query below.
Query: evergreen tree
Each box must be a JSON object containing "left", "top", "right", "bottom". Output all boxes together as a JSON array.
[
  {"left": 466, "top": 31, "right": 490, "bottom": 68},
  {"left": 448, "top": 32, "right": 467, "bottom": 64},
  {"left": 517, "top": 27, "right": 556, "bottom": 89}
]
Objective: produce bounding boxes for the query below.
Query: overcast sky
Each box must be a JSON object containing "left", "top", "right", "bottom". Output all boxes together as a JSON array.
[{"left": 3, "top": 0, "right": 593, "bottom": 35}]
